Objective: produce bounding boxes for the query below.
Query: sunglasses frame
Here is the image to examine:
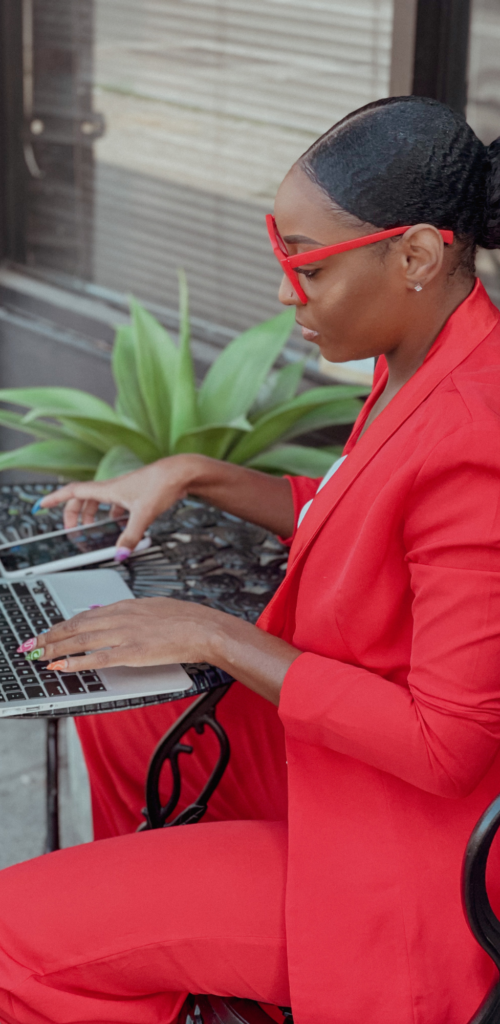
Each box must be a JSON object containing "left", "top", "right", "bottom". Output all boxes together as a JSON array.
[{"left": 266, "top": 214, "right": 454, "bottom": 304}]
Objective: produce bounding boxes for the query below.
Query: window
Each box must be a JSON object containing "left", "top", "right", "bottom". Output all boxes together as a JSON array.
[
  {"left": 16, "top": 0, "right": 394, "bottom": 347},
  {"left": 467, "top": 0, "right": 500, "bottom": 305}
]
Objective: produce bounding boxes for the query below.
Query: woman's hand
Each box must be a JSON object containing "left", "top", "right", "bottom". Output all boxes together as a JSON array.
[
  {"left": 30, "top": 598, "right": 226, "bottom": 669},
  {"left": 37, "top": 456, "right": 201, "bottom": 556},
  {"left": 37, "top": 455, "right": 296, "bottom": 549},
  {"left": 24, "top": 598, "right": 302, "bottom": 706}
]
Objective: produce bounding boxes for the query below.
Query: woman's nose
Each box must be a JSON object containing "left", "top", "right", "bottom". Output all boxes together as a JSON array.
[{"left": 278, "top": 274, "right": 301, "bottom": 306}]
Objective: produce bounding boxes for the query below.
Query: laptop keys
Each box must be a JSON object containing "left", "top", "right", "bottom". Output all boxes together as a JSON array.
[
  {"left": 3, "top": 682, "right": 25, "bottom": 701},
  {"left": 59, "top": 675, "right": 86, "bottom": 695},
  {"left": 44, "top": 681, "right": 66, "bottom": 697},
  {"left": 25, "top": 685, "right": 45, "bottom": 699},
  {"left": 0, "top": 581, "right": 108, "bottom": 704},
  {"left": 11, "top": 668, "right": 34, "bottom": 681}
]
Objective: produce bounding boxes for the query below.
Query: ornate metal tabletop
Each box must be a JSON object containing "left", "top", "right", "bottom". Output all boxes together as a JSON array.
[{"left": 0, "top": 483, "right": 288, "bottom": 711}]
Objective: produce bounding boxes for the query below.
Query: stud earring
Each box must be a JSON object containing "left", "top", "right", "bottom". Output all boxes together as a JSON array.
[{"left": 414, "top": 284, "right": 423, "bottom": 292}]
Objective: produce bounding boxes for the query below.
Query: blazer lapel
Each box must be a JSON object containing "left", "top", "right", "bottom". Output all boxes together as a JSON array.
[{"left": 258, "top": 281, "right": 499, "bottom": 635}]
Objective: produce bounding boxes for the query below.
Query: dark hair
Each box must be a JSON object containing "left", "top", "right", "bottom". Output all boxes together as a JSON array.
[{"left": 299, "top": 96, "right": 500, "bottom": 272}]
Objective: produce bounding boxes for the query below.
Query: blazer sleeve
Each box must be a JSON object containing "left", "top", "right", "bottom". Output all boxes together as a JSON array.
[{"left": 279, "top": 422, "right": 500, "bottom": 798}]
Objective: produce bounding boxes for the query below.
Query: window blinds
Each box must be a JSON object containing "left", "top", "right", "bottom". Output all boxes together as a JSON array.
[{"left": 26, "top": 0, "right": 394, "bottom": 341}]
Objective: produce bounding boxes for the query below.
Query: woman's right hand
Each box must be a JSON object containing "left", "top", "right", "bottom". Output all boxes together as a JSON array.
[
  {"left": 37, "top": 453, "right": 295, "bottom": 552},
  {"left": 37, "top": 455, "right": 198, "bottom": 557}
]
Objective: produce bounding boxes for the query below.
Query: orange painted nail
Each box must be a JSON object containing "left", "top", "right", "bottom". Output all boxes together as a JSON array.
[{"left": 47, "top": 659, "right": 68, "bottom": 671}]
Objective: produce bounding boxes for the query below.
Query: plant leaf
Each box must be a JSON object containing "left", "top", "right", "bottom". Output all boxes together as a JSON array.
[
  {"left": 228, "top": 388, "right": 365, "bottom": 463},
  {"left": 174, "top": 417, "right": 252, "bottom": 460},
  {"left": 113, "top": 324, "right": 154, "bottom": 437},
  {"left": 169, "top": 271, "right": 198, "bottom": 448},
  {"left": 57, "top": 416, "right": 161, "bottom": 462},
  {"left": 0, "top": 387, "right": 118, "bottom": 421},
  {"left": 0, "top": 440, "right": 101, "bottom": 479},
  {"left": 249, "top": 360, "right": 306, "bottom": 420},
  {"left": 247, "top": 444, "right": 343, "bottom": 477},
  {"left": 95, "top": 445, "right": 145, "bottom": 481},
  {"left": 278, "top": 399, "right": 364, "bottom": 442},
  {"left": 197, "top": 308, "right": 295, "bottom": 426},
  {"left": 0, "top": 409, "right": 65, "bottom": 441},
  {"left": 131, "top": 298, "right": 178, "bottom": 452}
]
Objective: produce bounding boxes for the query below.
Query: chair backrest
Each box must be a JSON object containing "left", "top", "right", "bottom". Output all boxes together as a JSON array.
[{"left": 463, "top": 794, "right": 500, "bottom": 1023}]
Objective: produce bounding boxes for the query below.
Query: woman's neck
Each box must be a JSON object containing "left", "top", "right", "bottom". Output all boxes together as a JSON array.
[{"left": 359, "top": 275, "right": 475, "bottom": 439}]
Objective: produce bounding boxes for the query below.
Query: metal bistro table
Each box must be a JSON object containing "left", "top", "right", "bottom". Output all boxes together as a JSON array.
[{"left": 0, "top": 484, "right": 288, "bottom": 852}]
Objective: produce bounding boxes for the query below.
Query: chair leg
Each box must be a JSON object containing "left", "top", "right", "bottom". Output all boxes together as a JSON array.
[{"left": 45, "top": 717, "right": 60, "bottom": 853}]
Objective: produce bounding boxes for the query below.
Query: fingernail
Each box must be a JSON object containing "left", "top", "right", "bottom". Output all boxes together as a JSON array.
[
  {"left": 17, "top": 638, "right": 37, "bottom": 653},
  {"left": 47, "top": 659, "right": 68, "bottom": 671},
  {"left": 89, "top": 604, "right": 103, "bottom": 609},
  {"left": 25, "top": 647, "right": 44, "bottom": 661},
  {"left": 114, "top": 547, "right": 131, "bottom": 563},
  {"left": 31, "top": 498, "right": 44, "bottom": 514}
]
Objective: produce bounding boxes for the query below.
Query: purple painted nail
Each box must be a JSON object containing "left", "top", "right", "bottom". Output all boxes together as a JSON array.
[
  {"left": 17, "top": 638, "right": 37, "bottom": 653},
  {"left": 114, "top": 546, "right": 131, "bottom": 563},
  {"left": 89, "top": 604, "right": 103, "bottom": 609}
]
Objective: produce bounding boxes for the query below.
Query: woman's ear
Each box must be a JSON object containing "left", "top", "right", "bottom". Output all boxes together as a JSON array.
[{"left": 399, "top": 224, "right": 445, "bottom": 292}]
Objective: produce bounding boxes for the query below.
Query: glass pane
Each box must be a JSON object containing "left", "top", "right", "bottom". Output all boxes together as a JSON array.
[
  {"left": 25, "top": 0, "right": 394, "bottom": 345},
  {"left": 467, "top": 0, "right": 500, "bottom": 305}
]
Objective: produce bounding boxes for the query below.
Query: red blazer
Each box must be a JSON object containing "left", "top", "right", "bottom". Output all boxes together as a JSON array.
[{"left": 259, "top": 280, "right": 500, "bottom": 1024}]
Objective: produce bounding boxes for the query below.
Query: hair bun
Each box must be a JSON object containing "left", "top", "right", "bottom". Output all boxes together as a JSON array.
[{"left": 480, "top": 137, "right": 500, "bottom": 249}]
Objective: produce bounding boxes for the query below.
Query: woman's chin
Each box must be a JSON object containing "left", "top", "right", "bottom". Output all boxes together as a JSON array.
[{"left": 318, "top": 341, "right": 365, "bottom": 363}]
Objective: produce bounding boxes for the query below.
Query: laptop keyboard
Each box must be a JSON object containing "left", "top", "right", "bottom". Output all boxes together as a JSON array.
[{"left": 0, "top": 580, "right": 106, "bottom": 704}]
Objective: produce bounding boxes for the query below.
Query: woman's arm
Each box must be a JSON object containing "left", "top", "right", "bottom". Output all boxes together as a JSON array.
[
  {"left": 39, "top": 454, "right": 296, "bottom": 549},
  {"left": 27, "top": 596, "right": 301, "bottom": 706},
  {"left": 32, "top": 426, "right": 500, "bottom": 798},
  {"left": 280, "top": 424, "right": 500, "bottom": 798}
]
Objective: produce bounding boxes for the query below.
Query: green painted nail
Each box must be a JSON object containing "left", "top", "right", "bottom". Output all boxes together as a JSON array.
[{"left": 25, "top": 648, "right": 44, "bottom": 661}]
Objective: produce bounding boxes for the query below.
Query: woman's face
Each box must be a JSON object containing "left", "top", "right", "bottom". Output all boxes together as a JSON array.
[{"left": 273, "top": 164, "right": 411, "bottom": 363}]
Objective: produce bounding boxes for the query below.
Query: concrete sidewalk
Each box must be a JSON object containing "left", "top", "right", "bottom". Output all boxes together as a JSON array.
[{"left": 0, "top": 718, "right": 93, "bottom": 870}]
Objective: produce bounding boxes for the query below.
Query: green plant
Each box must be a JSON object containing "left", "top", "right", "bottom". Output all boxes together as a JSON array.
[{"left": 0, "top": 274, "right": 367, "bottom": 480}]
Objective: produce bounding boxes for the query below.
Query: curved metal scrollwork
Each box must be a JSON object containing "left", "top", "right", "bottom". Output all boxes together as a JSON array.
[
  {"left": 463, "top": 794, "right": 500, "bottom": 1023},
  {"left": 141, "top": 683, "right": 233, "bottom": 830}
]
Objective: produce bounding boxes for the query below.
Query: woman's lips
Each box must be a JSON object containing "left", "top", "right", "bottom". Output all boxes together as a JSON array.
[{"left": 299, "top": 325, "right": 319, "bottom": 342}]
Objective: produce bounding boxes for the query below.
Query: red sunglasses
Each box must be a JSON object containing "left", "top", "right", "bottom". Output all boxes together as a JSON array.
[{"left": 265, "top": 214, "right": 454, "bottom": 304}]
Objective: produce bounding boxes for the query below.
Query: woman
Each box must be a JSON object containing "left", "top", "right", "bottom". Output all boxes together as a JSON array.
[{"left": 1, "top": 95, "right": 500, "bottom": 1024}]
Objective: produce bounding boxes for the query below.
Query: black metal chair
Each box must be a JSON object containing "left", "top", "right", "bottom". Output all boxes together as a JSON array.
[
  {"left": 462, "top": 794, "right": 500, "bottom": 1023},
  {"left": 177, "top": 996, "right": 292, "bottom": 1024},
  {"left": 141, "top": 698, "right": 500, "bottom": 1024}
]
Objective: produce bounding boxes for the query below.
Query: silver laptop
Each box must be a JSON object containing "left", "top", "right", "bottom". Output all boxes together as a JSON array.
[{"left": 0, "top": 569, "right": 193, "bottom": 717}]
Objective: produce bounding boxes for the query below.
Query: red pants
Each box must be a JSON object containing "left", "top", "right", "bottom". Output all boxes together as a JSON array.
[
  {"left": 0, "top": 820, "right": 289, "bottom": 1024},
  {"left": 75, "top": 684, "right": 288, "bottom": 837},
  {"left": 0, "top": 692, "right": 290, "bottom": 1023}
]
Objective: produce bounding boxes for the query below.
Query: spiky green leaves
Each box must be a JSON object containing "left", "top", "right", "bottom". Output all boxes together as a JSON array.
[{"left": 0, "top": 275, "right": 368, "bottom": 481}]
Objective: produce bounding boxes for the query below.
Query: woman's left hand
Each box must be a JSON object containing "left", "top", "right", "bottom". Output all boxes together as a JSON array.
[{"left": 25, "top": 598, "right": 226, "bottom": 673}]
